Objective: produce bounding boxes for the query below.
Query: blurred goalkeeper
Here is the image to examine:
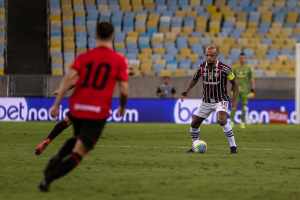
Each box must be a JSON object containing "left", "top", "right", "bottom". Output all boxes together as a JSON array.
[{"left": 230, "top": 52, "right": 255, "bottom": 128}]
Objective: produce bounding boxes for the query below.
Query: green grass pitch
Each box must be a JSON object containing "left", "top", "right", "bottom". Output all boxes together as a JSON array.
[{"left": 1, "top": 122, "right": 300, "bottom": 200}]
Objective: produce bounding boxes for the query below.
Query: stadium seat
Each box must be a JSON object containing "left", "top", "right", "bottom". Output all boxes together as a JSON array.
[{"left": 45, "top": 0, "right": 300, "bottom": 77}]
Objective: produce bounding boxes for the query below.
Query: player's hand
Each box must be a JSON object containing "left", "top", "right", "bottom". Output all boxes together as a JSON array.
[
  {"left": 248, "top": 89, "right": 256, "bottom": 98},
  {"left": 52, "top": 89, "right": 59, "bottom": 96},
  {"left": 117, "top": 106, "right": 126, "bottom": 117},
  {"left": 180, "top": 91, "right": 188, "bottom": 102},
  {"left": 35, "top": 138, "right": 51, "bottom": 155},
  {"left": 50, "top": 105, "right": 59, "bottom": 118},
  {"left": 232, "top": 99, "right": 238, "bottom": 110}
]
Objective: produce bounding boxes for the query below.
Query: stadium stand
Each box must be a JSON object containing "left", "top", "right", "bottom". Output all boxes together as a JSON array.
[
  {"left": 47, "top": 0, "right": 299, "bottom": 77},
  {"left": 0, "top": 0, "right": 5, "bottom": 75}
]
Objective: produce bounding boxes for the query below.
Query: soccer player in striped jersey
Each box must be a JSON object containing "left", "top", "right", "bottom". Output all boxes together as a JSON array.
[
  {"left": 181, "top": 45, "right": 239, "bottom": 153},
  {"left": 230, "top": 52, "right": 255, "bottom": 128}
]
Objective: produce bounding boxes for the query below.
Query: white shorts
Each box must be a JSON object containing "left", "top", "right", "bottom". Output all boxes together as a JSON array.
[{"left": 195, "top": 100, "right": 230, "bottom": 119}]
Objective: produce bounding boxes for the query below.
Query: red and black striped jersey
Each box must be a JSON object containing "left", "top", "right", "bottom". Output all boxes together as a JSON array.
[{"left": 193, "top": 60, "right": 235, "bottom": 103}]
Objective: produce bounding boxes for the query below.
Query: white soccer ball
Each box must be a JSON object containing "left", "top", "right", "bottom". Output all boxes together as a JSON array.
[{"left": 192, "top": 140, "right": 207, "bottom": 153}]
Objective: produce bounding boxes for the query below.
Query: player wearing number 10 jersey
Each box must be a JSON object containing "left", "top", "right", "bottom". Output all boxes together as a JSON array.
[
  {"left": 38, "top": 22, "right": 129, "bottom": 192},
  {"left": 181, "top": 45, "right": 239, "bottom": 154}
]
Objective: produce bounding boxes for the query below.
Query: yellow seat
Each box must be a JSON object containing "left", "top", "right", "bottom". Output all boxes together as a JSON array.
[
  {"left": 127, "top": 31, "right": 139, "bottom": 37},
  {"left": 52, "top": 68, "right": 63, "bottom": 76},
  {"left": 180, "top": 48, "right": 191, "bottom": 57},
  {"left": 140, "top": 62, "right": 154, "bottom": 76},
  {"left": 287, "top": 12, "right": 298, "bottom": 24},
  {"left": 236, "top": 21, "right": 246, "bottom": 30},
  {"left": 173, "top": 69, "right": 187, "bottom": 77},
  {"left": 190, "top": 0, "right": 200, "bottom": 7},
  {"left": 188, "top": 36, "right": 199, "bottom": 46},
  {"left": 143, "top": 0, "right": 155, "bottom": 9},
  {"left": 165, "top": 32, "right": 177, "bottom": 42},
  {"left": 138, "top": 53, "right": 151, "bottom": 62},
  {"left": 215, "top": 0, "right": 227, "bottom": 7},
  {"left": 183, "top": 26, "right": 193, "bottom": 34},
  {"left": 190, "top": 54, "right": 199, "bottom": 63},
  {"left": 261, "top": 11, "right": 272, "bottom": 23},
  {"left": 151, "top": 33, "right": 164, "bottom": 43},
  {"left": 237, "top": 12, "right": 247, "bottom": 21},
  {"left": 219, "top": 44, "right": 230, "bottom": 57},
  {"left": 207, "top": 5, "right": 217, "bottom": 15},
  {"left": 114, "top": 42, "right": 125, "bottom": 49},
  {"left": 159, "top": 69, "right": 172, "bottom": 77},
  {"left": 195, "top": 16, "right": 207, "bottom": 32},
  {"left": 136, "top": 26, "right": 146, "bottom": 33},
  {"left": 170, "top": 27, "right": 181, "bottom": 34},
  {"left": 141, "top": 48, "right": 152, "bottom": 55},
  {"left": 132, "top": 0, "right": 143, "bottom": 11},
  {"left": 176, "top": 54, "right": 187, "bottom": 61},
  {"left": 85, "top": 0, "right": 95, "bottom": 4},
  {"left": 186, "top": 10, "right": 197, "bottom": 18},
  {"left": 153, "top": 48, "right": 166, "bottom": 54}
]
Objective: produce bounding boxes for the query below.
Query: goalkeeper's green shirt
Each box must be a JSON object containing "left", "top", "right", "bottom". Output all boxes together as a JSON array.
[{"left": 233, "top": 65, "right": 253, "bottom": 94}]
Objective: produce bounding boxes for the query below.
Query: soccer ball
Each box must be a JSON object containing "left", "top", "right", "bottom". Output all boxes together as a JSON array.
[{"left": 192, "top": 140, "right": 207, "bottom": 153}]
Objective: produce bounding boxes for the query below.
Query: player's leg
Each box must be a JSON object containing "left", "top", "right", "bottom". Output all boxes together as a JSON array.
[
  {"left": 230, "top": 93, "right": 241, "bottom": 127},
  {"left": 39, "top": 119, "right": 106, "bottom": 192},
  {"left": 43, "top": 137, "right": 77, "bottom": 177},
  {"left": 187, "top": 102, "right": 213, "bottom": 153},
  {"left": 240, "top": 93, "right": 248, "bottom": 128},
  {"left": 35, "top": 114, "right": 72, "bottom": 155},
  {"left": 216, "top": 102, "right": 237, "bottom": 153},
  {"left": 190, "top": 115, "right": 206, "bottom": 142}
]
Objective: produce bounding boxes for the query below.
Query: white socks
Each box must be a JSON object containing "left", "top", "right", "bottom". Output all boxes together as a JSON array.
[
  {"left": 222, "top": 120, "right": 237, "bottom": 147},
  {"left": 190, "top": 127, "right": 200, "bottom": 142}
]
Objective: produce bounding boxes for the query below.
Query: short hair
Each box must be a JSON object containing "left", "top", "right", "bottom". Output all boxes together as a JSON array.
[
  {"left": 240, "top": 52, "right": 246, "bottom": 56},
  {"left": 96, "top": 22, "right": 114, "bottom": 40},
  {"left": 205, "top": 44, "right": 219, "bottom": 54}
]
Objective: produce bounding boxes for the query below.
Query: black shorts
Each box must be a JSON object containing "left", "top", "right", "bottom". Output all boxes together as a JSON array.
[{"left": 69, "top": 114, "right": 107, "bottom": 150}]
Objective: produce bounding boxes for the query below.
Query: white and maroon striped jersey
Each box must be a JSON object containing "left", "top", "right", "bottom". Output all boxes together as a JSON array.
[{"left": 193, "top": 60, "right": 234, "bottom": 103}]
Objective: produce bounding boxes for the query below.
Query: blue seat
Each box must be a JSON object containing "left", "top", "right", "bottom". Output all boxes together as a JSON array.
[
  {"left": 249, "top": 11, "right": 260, "bottom": 22},
  {"left": 191, "top": 44, "right": 203, "bottom": 54},
  {"left": 179, "top": 59, "right": 191, "bottom": 69},
  {"left": 154, "top": 63, "right": 165, "bottom": 73},
  {"left": 164, "top": 54, "right": 175, "bottom": 62},
  {"left": 178, "top": 0, "right": 189, "bottom": 9},
  {"left": 244, "top": 48, "right": 254, "bottom": 57},
  {"left": 155, "top": 0, "right": 166, "bottom": 5},
  {"left": 138, "top": 36, "right": 150, "bottom": 49},
  {"left": 127, "top": 53, "right": 137, "bottom": 60},
  {"left": 166, "top": 61, "right": 178, "bottom": 70},
  {"left": 176, "top": 36, "right": 187, "bottom": 49},
  {"left": 202, "top": 0, "right": 213, "bottom": 6},
  {"left": 115, "top": 32, "right": 125, "bottom": 43},
  {"left": 266, "top": 50, "right": 279, "bottom": 60}
]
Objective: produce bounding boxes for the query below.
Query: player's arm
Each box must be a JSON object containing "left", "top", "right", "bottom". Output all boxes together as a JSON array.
[
  {"left": 181, "top": 69, "right": 200, "bottom": 100},
  {"left": 228, "top": 72, "right": 239, "bottom": 109},
  {"left": 250, "top": 68, "right": 256, "bottom": 94},
  {"left": 116, "top": 54, "right": 129, "bottom": 117},
  {"left": 50, "top": 68, "right": 79, "bottom": 117},
  {"left": 117, "top": 81, "right": 128, "bottom": 116},
  {"left": 53, "top": 84, "right": 75, "bottom": 96}
]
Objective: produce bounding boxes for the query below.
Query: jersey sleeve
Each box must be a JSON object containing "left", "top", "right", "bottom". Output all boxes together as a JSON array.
[
  {"left": 117, "top": 55, "right": 129, "bottom": 81},
  {"left": 192, "top": 68, "right": 201, "bottom": 81}
]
